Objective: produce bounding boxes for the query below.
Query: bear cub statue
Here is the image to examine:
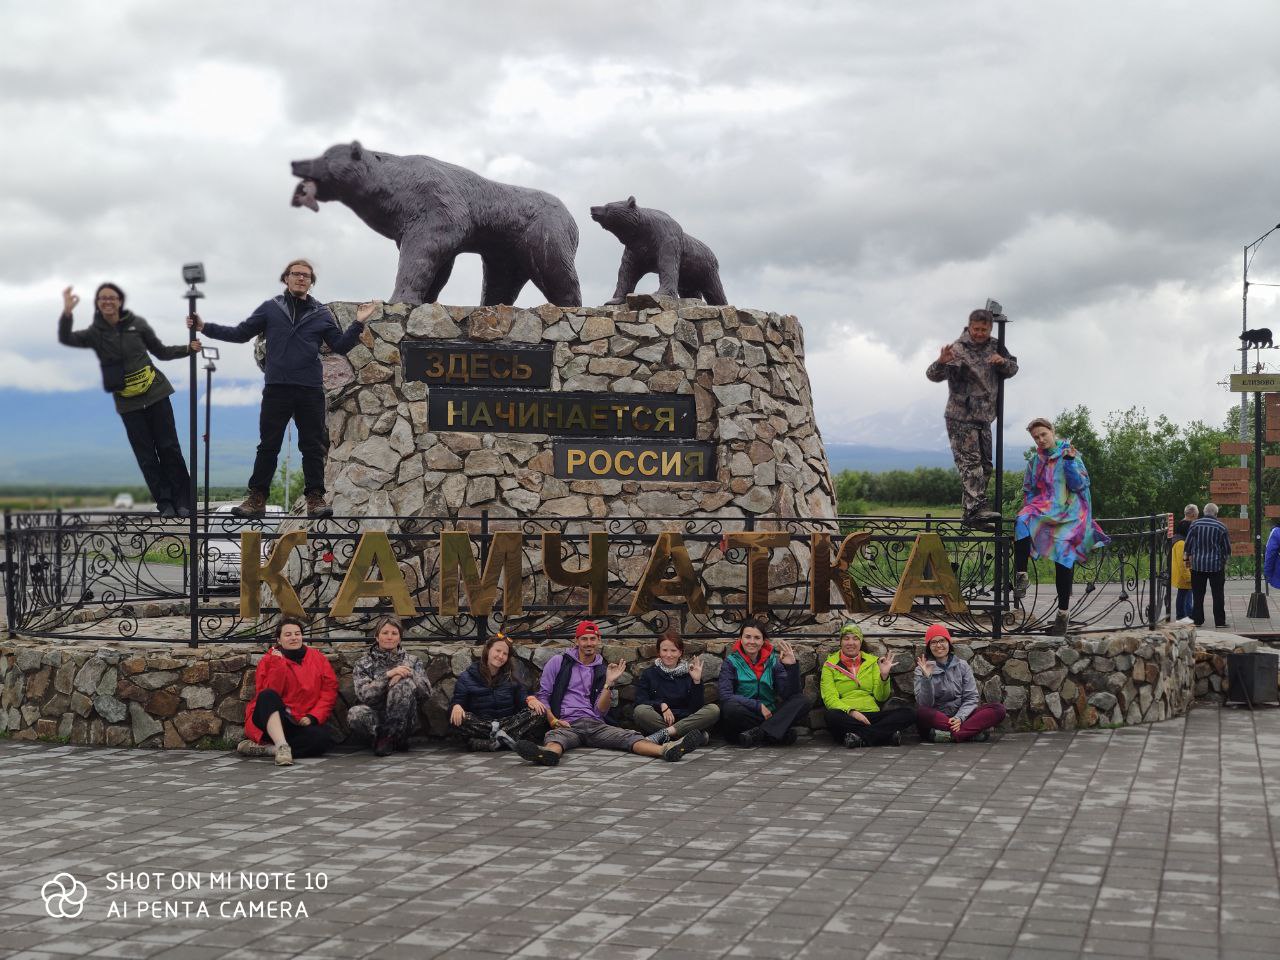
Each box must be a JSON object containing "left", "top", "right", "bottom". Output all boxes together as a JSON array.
[{"left": 590, "top": 197, "right": 727, "bottom": 306}]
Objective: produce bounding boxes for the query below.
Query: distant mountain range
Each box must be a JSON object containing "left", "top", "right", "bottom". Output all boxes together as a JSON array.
[{"left": 0, "top": 388, "right": 980, "bottom": 485}]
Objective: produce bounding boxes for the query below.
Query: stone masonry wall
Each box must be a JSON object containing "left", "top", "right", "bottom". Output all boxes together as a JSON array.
[
  {"left": 0, "top": 624, "right": 1195, "bottom": 749},
  {"left": 320, "top": 295, "right": 836, "bottom": 522}
]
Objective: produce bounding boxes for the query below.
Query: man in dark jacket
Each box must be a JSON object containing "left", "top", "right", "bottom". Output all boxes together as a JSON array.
[
  {"left": 926, "top": 308, "right": 1018, "bottom": 525},
  {"left": 189, "top": 259, "right": 379, "bottom": 517},
  {"left": 1184, "top": 502, "right": 1232, "bottom": 628}
]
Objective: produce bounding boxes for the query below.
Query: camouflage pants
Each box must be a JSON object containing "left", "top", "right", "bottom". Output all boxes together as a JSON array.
[
  {"left": 347, "top": 680, "right": 424, "bottom": 742},
  {"left": 945, "top": 418, "right": 993, "bottom": 515}
]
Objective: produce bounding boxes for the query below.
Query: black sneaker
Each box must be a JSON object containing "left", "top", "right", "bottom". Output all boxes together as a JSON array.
[
  {"left": 777, "top": 729, "right": 799, "bottom": 746},
  {"left": 890, "top": 731, "right": 902, "bottom": 747},
  {"left": 175, "top": 503, "right": 191, "bottom": 519},
  {"left": 515, "top": 740, "right": 560, "bottom": 766},
  {"left": 662, "top": 729, "right": 708, "bottom": 762},
  {"left": 157, "top": 502, "right": 177, "bottom": 519},
  {"left": 843, "top": 732, "right": 865, "bottom": 749},
  {"left": 373, "top": 736, "right": 394, "bottom": 757},
  {"left": 466, "top": 737, "right": 499, "bottom": 752},
  {"left": 971, "top": 730, "right": 991, "bottom": 743},
  {"left": 394, "top": 736, "right": 411, "bottom": 752},
  {"left": 737, "top": 727, "right": 765, "bottom": 748}
]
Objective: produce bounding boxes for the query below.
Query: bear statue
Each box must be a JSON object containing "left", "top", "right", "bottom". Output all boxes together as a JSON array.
[
  {"left": 590, "top": 197, "right": 727, "bottom": 306},
  {"left": 1241, "top": 328, "right": 1274, "bottom": 349},
  {"left": 291, "top": 142, "right": 582, "bottom": 307}
]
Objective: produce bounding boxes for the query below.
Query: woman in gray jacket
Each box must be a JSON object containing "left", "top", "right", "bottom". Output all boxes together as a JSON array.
[
  {"left": 58, "top": 284, "right": 200, "bottom": 518},
  {"left": 914, "top": 623, "right": 1005, "bottom": 743}
]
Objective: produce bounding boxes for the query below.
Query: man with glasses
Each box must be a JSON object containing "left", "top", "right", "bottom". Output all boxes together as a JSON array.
[{"left": 189, "top": 259, "right": 380, "bottom": 518}]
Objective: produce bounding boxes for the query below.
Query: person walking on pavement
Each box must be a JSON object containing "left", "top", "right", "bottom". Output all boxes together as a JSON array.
[
  {"left": 925, "top": 307, "right": 1018, "bottom": 525},
  {"left": 1184, "top": 502, "right": 1232, "bottom": 628},
  {"left": 187, "top": 259, "right": 380, "bottom": 518}
]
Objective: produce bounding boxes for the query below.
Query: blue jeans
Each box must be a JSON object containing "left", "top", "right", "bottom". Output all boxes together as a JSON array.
[{"left": 1175, "top": 588, "right": 1193, "bottom": 620}]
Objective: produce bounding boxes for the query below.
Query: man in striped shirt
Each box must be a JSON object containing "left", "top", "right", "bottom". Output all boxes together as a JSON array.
[{"left": 1183, "top": 502, "right": 1231, "bottom": 628}]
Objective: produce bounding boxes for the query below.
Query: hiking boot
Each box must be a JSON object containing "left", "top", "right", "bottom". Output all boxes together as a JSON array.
[
  {"left": 738, "top": 727, "right": 765, "bottom": 749},
  {"left": 373, "top": 736, "right": 394, "bottom": 757},
  {"left": 1049, "top": 612, "right": 1070, "bottom": 636},
  {"left": 843, "top": 732, "right": 865, "bottom": 749},
  {"left": 889, "top": 731, "right": 902, "bottom": 747},
  {"left": 236, "top": 739, "right": 274, "bottom": 759},
  {"left": 231, "top": 490, "right": 267, "bottom": 519},
  {"left": 778, "top": 729, "right": 799, "bottom": 746},
  {"left": 175, "top": 502, "right": 191, "bottom": 519},
  {"left": 306, "top": 492, "right": 333, "bottom": 519},
  {"left": 645, "top": 728, "right": 672, "bottom": 745},
  {"left": 661, "top": 729, "right": 708, "bottom": 762},
  {"left": 515, "top": 740, "right": 560, "bottom": 766},
  {"left": 971, "top": 730, "right": 991, "bottom": 743},
  {"left": 157, "top": 501, "right": 177, "bottom": 519},
  {"left": 1013, "top": 571, "right": 1029, "bottom": 600},
  {"left": 274, "top": 743, "right": 294, "bottom": 766},
  {"left": 466, "top": 737, "right": 499, "bottom": 752},
  {"left": 394, "top": 736, "right": 411, "bottom": 752},
  {"left": 932, "top": 730, "right": 953, "bottom": 743}
]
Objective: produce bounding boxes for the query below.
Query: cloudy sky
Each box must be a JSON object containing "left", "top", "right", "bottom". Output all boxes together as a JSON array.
[{"left": 5, "top": 0, "right": 1280, "bottom": 464}]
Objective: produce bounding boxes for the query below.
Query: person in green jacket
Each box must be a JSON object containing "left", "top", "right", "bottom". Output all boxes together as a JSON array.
[
  {"left": 820, "top": 622, "right": 915, "bottom": 748},
  {"left": 58, "top": 283, "right": 201, "bottom": 518}
]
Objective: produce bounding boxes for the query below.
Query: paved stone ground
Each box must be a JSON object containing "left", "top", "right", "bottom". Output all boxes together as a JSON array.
[{"left": 3, "top": 706, "right": 1280, "bottom": 959}]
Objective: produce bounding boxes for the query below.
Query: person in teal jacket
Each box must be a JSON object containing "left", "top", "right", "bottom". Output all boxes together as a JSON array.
[
  {"left": 820, "top": 622, "right": 915, "bottom": 748},
  {"left": 717, "top": 619, "right": 812, "bottom": 747}
]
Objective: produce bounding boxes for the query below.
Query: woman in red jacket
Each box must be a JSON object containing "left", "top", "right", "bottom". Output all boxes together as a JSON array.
[{"left": 237, "top": 618, "right": 338, "bottom": 765}]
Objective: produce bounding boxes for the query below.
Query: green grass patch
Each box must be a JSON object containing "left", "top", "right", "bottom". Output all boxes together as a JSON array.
[{"left": 192, "top": 736, "right": 237, "bottom": 751}]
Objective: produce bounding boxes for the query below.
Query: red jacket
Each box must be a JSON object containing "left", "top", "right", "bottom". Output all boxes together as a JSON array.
[{"left": 244, "top": 647, "right": 339, "bottom": 743}]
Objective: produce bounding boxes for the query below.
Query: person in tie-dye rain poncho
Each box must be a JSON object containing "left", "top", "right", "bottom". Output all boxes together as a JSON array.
[{"left": 1011, "top": 417, "right": 1110, "bottom": 636}]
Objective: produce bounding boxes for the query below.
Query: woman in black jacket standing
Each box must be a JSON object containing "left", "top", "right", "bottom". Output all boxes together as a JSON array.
[
  {"left": 632, "top": 632, "right": 720, "bottom": 744},
  {"left": 58, "top": 284, "right": 200, "bottom": 518},
  {"left": 449, "top": 634, "right": 548, "bottom": 751}
]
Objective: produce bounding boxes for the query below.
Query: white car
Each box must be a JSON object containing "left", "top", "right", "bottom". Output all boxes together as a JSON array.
[
  {"left": 112, "top": 492, "right": 135, "bottom": 510},
  {"left": 202, "top": 504, "right": 285, "bottom": 589}
]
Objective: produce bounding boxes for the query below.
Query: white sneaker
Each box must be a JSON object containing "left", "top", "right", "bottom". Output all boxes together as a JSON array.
[{"left": 274, "top": 743, "right": 294, "bottom": 766}]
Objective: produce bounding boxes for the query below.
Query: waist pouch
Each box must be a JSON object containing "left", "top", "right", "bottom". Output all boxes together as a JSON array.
[
  {"left": 117, "top": 365, "right": 157, "bottom": 398},
  {"left": 101, "top": 362, "right": 125, "bottom": 393}
]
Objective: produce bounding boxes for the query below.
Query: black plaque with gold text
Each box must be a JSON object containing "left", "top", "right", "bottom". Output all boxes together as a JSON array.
[
  {"left": 402, "top": 341, "right": 554, "bottom": 387},
  {"left": 428, "top": 390, "right": 697, "bottom": 438},
  {"left": 553, "top": 441, "right": 715, "bottom": 481}
]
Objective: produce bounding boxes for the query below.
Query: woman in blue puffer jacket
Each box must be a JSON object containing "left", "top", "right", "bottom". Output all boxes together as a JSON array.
[{"left": 449, "top": 634, "right": 547, "bottom": 751}]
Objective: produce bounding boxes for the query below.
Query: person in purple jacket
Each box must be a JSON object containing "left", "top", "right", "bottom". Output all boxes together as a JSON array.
[
  {"left": 187, "top": 258, "right": 380, "bottom": 519},
  {"left": 514, "top": 620, "right": 708, "bottom": 767}
]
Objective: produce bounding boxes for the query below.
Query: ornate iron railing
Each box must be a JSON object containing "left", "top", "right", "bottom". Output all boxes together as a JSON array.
[{"left": 2, "top": 509, "right": 1170, "bottom": 645}]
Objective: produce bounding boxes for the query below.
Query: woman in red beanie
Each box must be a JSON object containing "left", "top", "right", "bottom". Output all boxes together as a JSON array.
[
  {"left": 237, "top": 618, "right": 339, "bottom": 765},
  {"left": 914, "top": 623, "right": 1005, "bottom": 743}
]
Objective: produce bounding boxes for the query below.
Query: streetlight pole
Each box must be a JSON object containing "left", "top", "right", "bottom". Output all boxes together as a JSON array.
[
  {"left": 987, "top": 298, "right": 1009, "bottom": 640},
  {"left": 1243, "top": 224, "right": 1280, "bottom": 619},
  {"left": 1241, "top": 224, "right": 1280, "bottom": 515}
]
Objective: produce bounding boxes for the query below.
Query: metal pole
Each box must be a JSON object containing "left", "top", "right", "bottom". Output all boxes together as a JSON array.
[
  {"left": 1247, "top": 390, "right": 1269, "bottom": 618},
  {"left": 186, "top": 289, "right": 201, "bottom": 648},
  {"left": 1241, "top": 243, "right": 1250, "bottom": 514},
  {"left": 1147, "top": 513, "right": 1158, "bottom": 628},
  {"left": 992, "top": 309, "right": 1008, "bottom": 641},
  {"left": 3, "top": 510, "right": 16, "bottom": 638},
  {"left": 54, "top": 506, "right": 63, "bottom": 604},
  {"left": 202, "top": 362, "right": 212, "bottom": 601}
]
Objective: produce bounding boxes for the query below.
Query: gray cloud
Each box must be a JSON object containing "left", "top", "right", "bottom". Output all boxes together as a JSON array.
[{"left": 4, "top": 0, "right": 1280, "bottom": 454}]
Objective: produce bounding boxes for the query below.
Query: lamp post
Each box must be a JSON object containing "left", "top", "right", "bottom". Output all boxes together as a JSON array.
[
  {"left": 987, "top": 298, "right": 1009, "bottom": 640},
  {"left": 182, "top": 263, "right": 206, "bottom": 648},
  {"left": 1244, "top": 225, "right": 1280, "bottom": 619}
]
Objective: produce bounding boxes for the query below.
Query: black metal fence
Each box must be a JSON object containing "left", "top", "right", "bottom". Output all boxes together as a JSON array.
[{"left": 2, "top": 509, "right": 1171, "bottom": 645}]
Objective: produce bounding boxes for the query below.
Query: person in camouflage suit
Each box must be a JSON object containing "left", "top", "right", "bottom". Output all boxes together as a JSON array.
[
  {"left": 926, "top": 308, "right": 1018, "bottom": 523},
  {"left": 348, "top": 616, "right": 432, "bottom": 757}
]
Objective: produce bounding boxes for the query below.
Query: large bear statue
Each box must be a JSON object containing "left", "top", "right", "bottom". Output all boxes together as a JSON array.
[
  {"left": 590, "top": 196, "right": 727, "bottom": 305},
  {"left": 292, "top": 142, "right": 582, "bottom": 307}
]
